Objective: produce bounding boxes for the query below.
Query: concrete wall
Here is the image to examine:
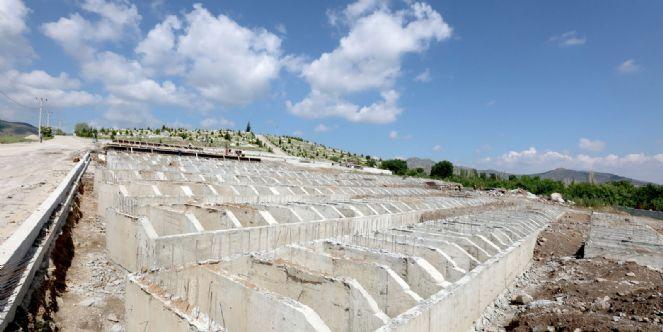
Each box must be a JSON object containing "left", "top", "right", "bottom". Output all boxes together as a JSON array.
[
  {"left": 125, "top": 277, "right": 203, "bottom": 331},
  {"left": 376, "top": 227, "right": 541, "bottom": 332},
  {"left": 134, "top": 211, "right": 422, "bottom": 272},
  {"left": 126, "top": 267, "right": 331, "bottom": 332},
  {"left": 585, "top": 212, "right": 663, "bottom": 270}
]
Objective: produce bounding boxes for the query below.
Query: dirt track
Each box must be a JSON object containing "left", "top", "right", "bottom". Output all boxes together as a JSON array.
[{"left": 0, "top": 136, "right": 92, "bottom": 243}]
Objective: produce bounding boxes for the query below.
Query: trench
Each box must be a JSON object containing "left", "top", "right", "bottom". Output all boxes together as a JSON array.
[{"left": 5, "top": 181, "right": 84, "bottom": 331}]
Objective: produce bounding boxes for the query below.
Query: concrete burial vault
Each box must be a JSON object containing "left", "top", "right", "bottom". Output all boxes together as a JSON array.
[{"left": 97, "top": 151, "right": 565, "bottom": 331}]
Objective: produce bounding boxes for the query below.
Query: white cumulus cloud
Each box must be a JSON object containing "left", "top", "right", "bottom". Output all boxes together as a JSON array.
[
  {"left": 135, "top": 15, "right": 185, "bottom": 76},
  {"left": 176, "top": 4, "right": 283, "bottom": 106},
  {"left": 81, "top": 51, "right": 193, "bottom": 107},
  {"left": 578, "top": 138, "right": 606, "bottom": 152},
  {"left": 41, "top": 2, "right": 287, "bottom": 127},
  {"left": 0, "top": 0, "right": 34, "bottom": 68},
  {"left": 127, "top": 4, "right": 285, "bottom": 106},
  {"left": 0, "top": 69, "right": 101, "bottom": 121},
  {"left": 617, "top": 59, "right": 641, "bottom": 74},
  {"left": 287, "top": 0, "right": 451, "bottom": 124},
  {"left": 41, "top": 0, "right": 141, "bottom": 60}
]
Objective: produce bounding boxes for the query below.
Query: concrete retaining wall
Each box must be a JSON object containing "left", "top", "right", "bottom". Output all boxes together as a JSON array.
[{"left": 376, "top": 225, "right": 541, "bottom": 332}]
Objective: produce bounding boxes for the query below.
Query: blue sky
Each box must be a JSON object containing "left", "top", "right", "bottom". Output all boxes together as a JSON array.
[{"left": 1, "top": 0, "right": 662, "bottom": 182}]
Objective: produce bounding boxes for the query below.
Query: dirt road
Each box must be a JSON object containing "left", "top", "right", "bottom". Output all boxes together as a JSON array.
[
  {"left": 0, "top": 136, "right": 93, "bottom": 243},
  {"left": 255, "top": 134, "right": 288, "bottom": 156}
]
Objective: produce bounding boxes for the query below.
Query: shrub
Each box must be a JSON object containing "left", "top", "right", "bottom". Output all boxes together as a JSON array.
[
  {"left": 74, "top": 122, "right": 95, "bottom": 138},
  {"left": 380, "top": 159, "right": 408, "bottom": 175}
]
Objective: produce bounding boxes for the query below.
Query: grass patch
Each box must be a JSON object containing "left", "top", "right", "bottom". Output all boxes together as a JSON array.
[{"left": 0, "top": 135, "right": 31, "bottom": 144}]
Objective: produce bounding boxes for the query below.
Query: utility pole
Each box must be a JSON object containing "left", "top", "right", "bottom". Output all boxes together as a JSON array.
[{"left": 36, "top": 97, "right": 47, "bottom": 143}]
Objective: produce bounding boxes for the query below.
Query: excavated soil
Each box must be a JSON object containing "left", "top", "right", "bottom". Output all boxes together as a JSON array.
[
  {"left": 50, "top": 169, "right": 126, "bottom": 331},
  {"left": 475, "top": 211, "right": 663, "bottom": 332},
  {"left": 10, "top": 166, "right": 127, "bottom": 331}
]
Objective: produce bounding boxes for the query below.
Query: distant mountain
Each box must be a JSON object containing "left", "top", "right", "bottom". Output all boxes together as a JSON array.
[
  {"left": 0, "top": 119, "right": 37, "bottom": 136},
  {"left": 531, "top": 168, "right": 648, "bottom": 186},
  {"left": 406, "top": 157, "right": 434, "bottom": 175},
  {"left": 453, "top": 165, "right": 648, "bottom": 186}
]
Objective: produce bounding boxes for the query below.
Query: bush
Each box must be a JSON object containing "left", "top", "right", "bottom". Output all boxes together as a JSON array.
[
  {"left": 447, "top": 171, "right": 663, "bottom": 212},
  {"left": 74, "top": 122, "right": 95, "bottom": 138},
  {"left": 406, "top": 168, "right": 426, "bottom": 177},
  {"left": 431, "top": 160, "right": 453, "bottom": 178}
]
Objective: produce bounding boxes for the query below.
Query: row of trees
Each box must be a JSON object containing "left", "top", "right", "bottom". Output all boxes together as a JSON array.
[
  {"left": 380, "top": 159, "right": 453, "bottom": 178},
  {"left": 379, "top": 159, "right": 663, "bottom": 211}
]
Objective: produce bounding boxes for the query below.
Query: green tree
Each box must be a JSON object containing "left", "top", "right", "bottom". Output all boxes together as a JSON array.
[
  {"left": 380, "top": 159, "right": 408, "bottom": 175},
  {"left": 430, "top": 160, "right": 453, "bottom": 178},
  {"left": 245, "top": 121, "right": 252, "bottom": 132},
  {"left": 74, "top": 122, "right": 94, "bottom": 138},
  {"left": 40, "top": 126, "right": 53, "bottom": 138}
]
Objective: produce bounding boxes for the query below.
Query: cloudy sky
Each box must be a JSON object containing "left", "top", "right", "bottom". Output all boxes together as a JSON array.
[{"left": 1, "top": 0, "right": 662, "bottom": 182}]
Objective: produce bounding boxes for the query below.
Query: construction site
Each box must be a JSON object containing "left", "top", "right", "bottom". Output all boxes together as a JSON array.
[{"left": 0, "top": 137, "right": 661, "bottom": 331}]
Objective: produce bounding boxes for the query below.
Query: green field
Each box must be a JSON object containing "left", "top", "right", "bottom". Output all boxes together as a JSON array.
[{"left": 0, "top": 135, "right": 31, "bottom": 144}]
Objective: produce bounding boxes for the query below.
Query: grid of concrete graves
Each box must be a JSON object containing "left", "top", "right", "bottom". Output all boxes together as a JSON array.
[{"left": 97, "top": 151, "right": 564, "bottom": 332}]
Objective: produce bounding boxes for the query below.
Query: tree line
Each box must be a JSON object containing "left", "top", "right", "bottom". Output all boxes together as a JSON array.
[{"left": 380, "top": 159, "right": 663, "bottom": 211}]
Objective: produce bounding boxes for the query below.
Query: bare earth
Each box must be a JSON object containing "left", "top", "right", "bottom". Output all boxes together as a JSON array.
[
  {"left": 475, "top": 211, "right": 663, "bottom": 331},
  {"left": 50, "top": 170, "right": 126, "bottom": 331},
  {"left": 0, "top": 136, "right": 92, "bottom": 244}
]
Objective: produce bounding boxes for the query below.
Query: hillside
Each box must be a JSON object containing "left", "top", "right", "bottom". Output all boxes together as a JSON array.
[
  {"left": 0, "top": 120, "right": 37, "bottom": 136},
  {"left": 453, "top": 163, "right": 647, "bottom": 186},
  {"left": 264, "top": 134, "right": 376, "bottom": 166},
  {"left": 406, "top": 157, "right": 434, "bottom": 174},
  {"left": 99, "top": 127, "right": 376, "bottom": 166},
  {"left": 531, "top": 168, "right": 648, "bottom": 186},
  {"left": 99, "top": 127, "right": 271, "bottom": 152}
]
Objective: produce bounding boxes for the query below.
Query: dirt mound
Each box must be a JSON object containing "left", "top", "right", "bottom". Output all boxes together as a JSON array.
[
  {"left": 507, "top": 258, "right": 663, "bottom": 331},
  {"left": 534, "top": 212, "right": 590, "bottom": 260}
]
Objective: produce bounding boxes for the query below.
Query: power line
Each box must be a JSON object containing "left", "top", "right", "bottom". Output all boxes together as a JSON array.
[{"left": 0, "top": 90, "right": 36, "bottom": 110}]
